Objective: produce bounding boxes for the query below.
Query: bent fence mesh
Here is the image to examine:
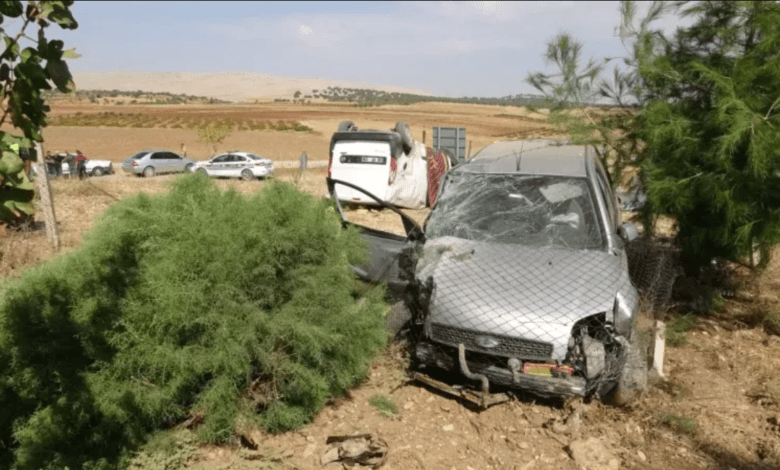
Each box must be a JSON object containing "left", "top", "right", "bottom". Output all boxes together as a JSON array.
[{"left": 333, "top": 176, "right": 679, "bottom": 401}]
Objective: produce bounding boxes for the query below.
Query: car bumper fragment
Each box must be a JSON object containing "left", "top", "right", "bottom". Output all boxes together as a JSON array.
[{"left": 415, "top": 341, "right": 588, "bottom": 398}]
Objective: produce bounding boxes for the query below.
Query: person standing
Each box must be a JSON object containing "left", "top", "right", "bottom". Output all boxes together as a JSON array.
[
  {"left": 64, "top": 152, "right": 76, "bottom": 179},
  {"left": 45, "top": 151, "right": 58, "bottom": 177},
  {"left": 180, "top": 143, "right": 187, "bottom": 157},
  {"left": 75, "top": 150, "right": 87, "bottom": 180}
]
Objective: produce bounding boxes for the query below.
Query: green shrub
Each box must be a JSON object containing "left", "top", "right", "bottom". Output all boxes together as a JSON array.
[
  {"left": 0, "top": 176, "right": 387, "bottom": 469},
  {"left": 368, "top": 395, "right": 398, "bottom": 417},
  {"left": 665, "top": 315, "right": 697, "bottom": 347},
  {"left": 661, "top": 413, "right": 697, "bottom": 437}
]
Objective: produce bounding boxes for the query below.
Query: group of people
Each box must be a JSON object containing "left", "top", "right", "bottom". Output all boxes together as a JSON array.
[{"left": 44, "top": 150, "right": 87, "bottom": 179}]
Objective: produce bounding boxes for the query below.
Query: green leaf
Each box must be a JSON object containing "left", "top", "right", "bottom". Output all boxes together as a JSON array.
[
  {"left": 44, "top": 58, "right": 73, "bottom": 93},
  {"left": 40, "top": 1, "right": 78, "bottom": 29},
  {"left": 45, "top": 39, "right": 63, "bottom": 60},
  {"left": 20, "top": 47, "right": 37, "bottom": 64},
  {"left": 38, "top": 2, "right": 56, "bottom": 20},
  {"left": 3, "top": 36, "right": 19, "bottom": 60},
  {"left": 62, "top": 48, "right": 79, "bottom": 59},
  {"left": 0, "top": 149, "right": 24, "bottom": 175},
  {"left": 37, "top": 27, "right": 48, "bottom": 56},
  {"left": 0, "top": 1, "right": 23, "bottom": 18}
]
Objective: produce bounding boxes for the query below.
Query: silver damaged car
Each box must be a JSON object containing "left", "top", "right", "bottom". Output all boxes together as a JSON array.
[{"left": 328, "top": 140, "right": 647, "bottom": 406}]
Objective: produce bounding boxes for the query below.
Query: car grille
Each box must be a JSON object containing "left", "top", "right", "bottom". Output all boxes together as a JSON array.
[{"left": 430, "top": 323, "right": 553, "bottom": 361}]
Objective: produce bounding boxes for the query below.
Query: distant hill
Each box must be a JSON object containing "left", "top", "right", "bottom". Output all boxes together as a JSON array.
[
  {"left": 62, "top": 71, "right": 552, "bottom": 108},
  {"left": 71, "top": 72, "right": 432, "bottom": 103},
  {"left": 297, "top": 86, "right": 550, "bottom": 107}
]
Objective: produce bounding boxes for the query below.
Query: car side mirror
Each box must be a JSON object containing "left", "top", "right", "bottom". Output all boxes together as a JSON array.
[{"left": 617, "top": 223, "right": 638, "bottom": 243}]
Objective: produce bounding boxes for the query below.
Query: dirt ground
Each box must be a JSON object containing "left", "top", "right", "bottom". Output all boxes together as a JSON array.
[{"left": 4, "top": 101, "right": 780, "bottom": 470}]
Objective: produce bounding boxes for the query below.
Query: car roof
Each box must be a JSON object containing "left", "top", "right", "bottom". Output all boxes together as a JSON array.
[
  {"left": 218, "top": 151, "right": 265, "bottom": 157},
  {"left": 459, "top": 140, "right": 589, "bottom": 177}
]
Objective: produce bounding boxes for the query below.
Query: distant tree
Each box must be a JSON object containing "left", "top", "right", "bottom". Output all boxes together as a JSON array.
[{"left": 196, "top": 121, "right": 232, "bottom": 155}]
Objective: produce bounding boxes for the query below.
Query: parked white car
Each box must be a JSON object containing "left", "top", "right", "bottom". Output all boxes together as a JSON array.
[
  {"left": 61, "top": 159, "right": 114, "bottom": 177},
  {"left": 191, "top": 151, "right": 274, "bottom": 181},
  {"left": 35, "top": 156, "right": 114, "bottom": 178}
]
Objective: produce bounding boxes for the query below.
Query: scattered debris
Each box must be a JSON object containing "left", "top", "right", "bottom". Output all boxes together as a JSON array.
[
  {"left": 567, "top": 437, "right": 620, "bottom": 470},
  {"left": 549, "top": 407, "right": 582, "bottom": 435},
  {"left": 321, "top": 434, "right": 388, "bottom": 469}
]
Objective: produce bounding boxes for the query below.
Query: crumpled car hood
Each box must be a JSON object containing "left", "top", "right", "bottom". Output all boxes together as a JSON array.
[{"left": 417, "top": 236, "right": 628, "bottom": 359}]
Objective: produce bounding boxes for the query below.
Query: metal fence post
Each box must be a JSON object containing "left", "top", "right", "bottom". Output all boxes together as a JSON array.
[{"left": 35, "top": 141, "right": 60, "bottom": 250}]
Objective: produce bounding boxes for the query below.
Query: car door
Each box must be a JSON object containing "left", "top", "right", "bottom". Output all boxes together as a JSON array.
[
  {"left": 207, "top": 154, "right": 229, "bottom": 176},
  {"left": 226, "top": 154, "right": 244, "bottom": 177},
  {"left": 232, "top": 155, "right": 251, "bottom": 177},
  {"left": 327, "top": 178, "right": 423, "bottom": 294},
  {"left": 165, "top": 152, "right": 185, "bottom": 173},
  {"left": 150, "top": 152, "right": 169, "bottom": 173}
]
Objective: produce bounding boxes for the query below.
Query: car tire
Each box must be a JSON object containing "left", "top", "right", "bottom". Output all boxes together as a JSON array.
[
  {"left": 143, "top": 166, "right": 155, "bottom": 177},
  {"left": 184, "top": 163, "right": 194, "bottom": 173},
  {"left": 337, "top": 120, "right": 357, "bottom": 132},
  {"left": 394, "top": 121, "right": 414, "bottom": 154},
  {"left": 196, "top": 168, "right": 208, "bottom": 178},
  {"left": 604, "top": 335, "right": 648, "bottom": 406},
  {"left": 92, "top": 167, "right": 104, "bottom": 177},
  {"left": 241, "top": 169, "right": 255, "bottom": 181}
]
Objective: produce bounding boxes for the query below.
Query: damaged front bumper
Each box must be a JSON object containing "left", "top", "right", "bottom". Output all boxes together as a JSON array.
[{"left": 414, "top": 341, "right": 589, "bottom": 403}]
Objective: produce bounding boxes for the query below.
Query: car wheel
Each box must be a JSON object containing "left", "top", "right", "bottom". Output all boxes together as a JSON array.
[
  {"left": 241, "top": 169, "right": 255, "bottom": 181},
  {"left": 184, "top": 163, "right": 194, "bottom": 173},
  {"left": 196, "top": 168, "right": 209, "bottom": 178},
  {"left": 143, "top": 166, "right": 155, "bottom": 177},
  {"left": 92, "top": 167, "right": 104, "bottom": 177},
  {"left": 603, "top": 335, "right": 648, "bottom": 406},
  {"left": 337, "top": 120, "right": 357, "bottom": 132}
]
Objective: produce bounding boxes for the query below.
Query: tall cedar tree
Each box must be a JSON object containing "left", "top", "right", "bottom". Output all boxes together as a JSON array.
[{"left": 638, "top": 1, "right": 780, "bottom": 270}]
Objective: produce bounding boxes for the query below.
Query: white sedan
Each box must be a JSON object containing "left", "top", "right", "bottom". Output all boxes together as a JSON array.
[{"left": 191, "top": 152, "right": 274, "bottom": 181}]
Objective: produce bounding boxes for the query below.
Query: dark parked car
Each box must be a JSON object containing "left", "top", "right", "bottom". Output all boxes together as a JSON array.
[{"left": 327, "top": 140, "right": 647, "bottom": 406}]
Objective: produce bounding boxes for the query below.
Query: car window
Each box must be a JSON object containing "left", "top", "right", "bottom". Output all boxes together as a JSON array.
[
  {"left": 130, "top": 151, "right": 148, "bottom": 160},
  {"left": 234, "top": 156, "right": 247, "bottom": 163},
  {"left": 247, "top": 154, "right": 264, "bottom": 160},
  {"left": 212, "top": 155, "right": 228, "bottom": 163},
  {"left": 425, "top": 172, "right": 605, "bottom": 251},
  {"left": 165, "top": 152, "right": 181, "bottom": 160},
  {"left": 151, "top": 153, "right": 166, "bottom": 160}
]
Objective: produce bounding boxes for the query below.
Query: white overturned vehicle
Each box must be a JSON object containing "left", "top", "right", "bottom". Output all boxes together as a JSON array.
[{"left": 328, "top": 140, "right": 648, "bottom": 407}]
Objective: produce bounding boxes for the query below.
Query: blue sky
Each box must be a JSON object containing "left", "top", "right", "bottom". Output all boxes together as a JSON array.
[{"left": 44, "top": 1, "right": 687, "bottom": 97}]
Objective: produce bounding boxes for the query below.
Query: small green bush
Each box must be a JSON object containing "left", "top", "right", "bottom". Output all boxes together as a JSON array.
[
  {"left": 665, "top": 315, "right": 697, "bottom": 347},
  {"left": 368, "top": 395, "right": 398, "bottom": 417},
  {"left": 662, "top": 413, "right": 697, "bottom": 437},
  {"left": 0, "top": 176, "right": 387, "bottom": 469}
]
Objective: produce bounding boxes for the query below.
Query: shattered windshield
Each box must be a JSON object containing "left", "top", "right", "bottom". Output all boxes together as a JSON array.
[{"left": 425, "top": 172, "right": 605, "bottom": 250}]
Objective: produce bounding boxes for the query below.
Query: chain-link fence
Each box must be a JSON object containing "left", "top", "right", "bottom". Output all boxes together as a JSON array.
[{"left": 625, "top": 236, "right": 680, "bottom": 313}]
